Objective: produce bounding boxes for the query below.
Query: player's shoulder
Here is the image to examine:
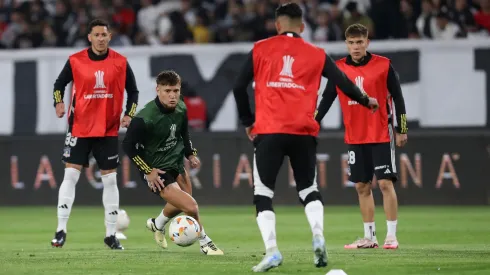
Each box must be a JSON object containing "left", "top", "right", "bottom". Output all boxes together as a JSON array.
[
  {"left": 135, "top": 100, "right": 158, "bottom": 119},
  {"left": 176, "top": 100, "right": 187, "bottom": 113},
  {"left": 108, "top": 48, "right": 127, "bottom": 60},
  {"left": 370, "top": 54, "right": 390, "bottom": 63},
  {"left": 254, "top": 36, "right": 274, "bottom": 47},
  {"left": 69, "top": 48, "right": 89, "bottom": 58},
  {"left": 336, "top": 56, "right": 348, "bottom": 65}
]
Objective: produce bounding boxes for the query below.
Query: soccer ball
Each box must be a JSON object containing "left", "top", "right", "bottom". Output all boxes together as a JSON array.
[
  {"left": 116, "top": 209, "right": 130, "bottom": 232},
  {"left": 168, "top": 215, "right": 201, "bottom": 247}
]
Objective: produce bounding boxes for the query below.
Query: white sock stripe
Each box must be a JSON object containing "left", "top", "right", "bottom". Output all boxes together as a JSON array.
[
  {"left": 64, "top": 167, "right": 81, "bottom": 174},
  {"left": 253, "top": 154, "right": 274, "bottom": 198},
  {"left": 388, "top": 126, "right": 397, "bottom": 173},
  {"left": 101, "top": 172, "right": 117, "bottom": 178},
  {"left": 298, "top": 169, "right": 319, "bottom": 201}
]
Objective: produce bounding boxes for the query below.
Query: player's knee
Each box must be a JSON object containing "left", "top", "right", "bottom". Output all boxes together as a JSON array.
[
  {"left": 355, "top": 182, "right": 371, "bottom": 196},
  {"left": 300, "top": 191, "right": 324, "bottom": 206},
  {"left": 183, "top": 201, "right": 199, "bottom": 217},
  {"left": 63, "top": 167, "right": 81, "bottom": 185},
  {"left": 378, "top": 179, "right": 394, "bottom": 193},
  {"left": 254, "top": 195, "right": 273, "bottom": 216}
]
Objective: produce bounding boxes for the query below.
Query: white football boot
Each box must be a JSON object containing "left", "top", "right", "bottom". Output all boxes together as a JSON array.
[
  {"left": 252, "top": 249, "right": 283, "bottom": 272},
  {"left": 313, "top": 234, "right": 328, "bottom": 267},
  {"left": 146, "top": 218, "right": 167, "bottom": 249}
]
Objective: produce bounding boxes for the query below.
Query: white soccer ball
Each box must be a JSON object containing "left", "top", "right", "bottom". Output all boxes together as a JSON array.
[
  {"left": 168, "top": 215, "right": 201, "bottom": 247},
  {"left": 116, "top": 209, "right": 130, "bottom": 232}
]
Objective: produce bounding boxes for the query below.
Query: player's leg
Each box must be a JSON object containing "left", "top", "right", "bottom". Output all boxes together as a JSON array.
[
  {"left": 344, "top": 144, "right": 379, "bottom": 249},
  {"left": 251, "top": 134, "right": 285, "bottom": 272},
  {"left": 93, "top": 137, "right": 123, "bottom": 250},
  {"left": 287, "top": 135, "right": 327, "bottom": 268},
  {"left": 372, "top": 138, "right": 399, "bottom": 249},
  {"left": 148, "top": 169, "right": 191, "bottom": 248},
  {"left": 51, "top": 132, "right": 90, "bottom": 248},
  {"left": 154, "top": 171, "right": 223, "bottom": 255}
]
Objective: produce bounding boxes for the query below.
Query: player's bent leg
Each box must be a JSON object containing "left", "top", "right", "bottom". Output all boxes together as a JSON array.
[
  {"left": 345, "top": 182, "right": 379, "bottom": 249},
  {"left": 100, "top": 168, "right": 123, "bottom": 250},
  {"left": 378, "top": 179, "right": 399, "bottom": 249},
  {"left": 52, "top": 163, "right": 82, "bottom": 248},
  {"left": 159, "top": 183, "right": 223, "bottom": 255},
  {"left": 150, "top": 172, "right": 193, "bottom": 248}
]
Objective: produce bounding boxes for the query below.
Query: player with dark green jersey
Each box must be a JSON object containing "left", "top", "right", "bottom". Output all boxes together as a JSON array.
[{"left": 122, "top": 70, "right": 223, "bottom": 255}]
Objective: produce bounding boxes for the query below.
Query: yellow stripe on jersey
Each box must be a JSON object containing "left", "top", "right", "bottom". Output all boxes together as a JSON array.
[
  {"left": 128, "top": 103, "right": 137, "bottom": 117},
  {"left": 400, "top": 114, "right": 408, "bottom": 134},
  {"left": 132, "top": 156, "right": 152, "bottom": 174}
]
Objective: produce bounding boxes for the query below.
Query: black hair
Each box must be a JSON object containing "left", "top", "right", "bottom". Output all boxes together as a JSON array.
[
  {"left": 88, "top": 19, "right": 110, "bottom": 33},
  {"left": 156, "top": 70, "right": 181, "bottom": 86},
  {"left": 275, "top": 2, "right": 303, "bottom": 20}
]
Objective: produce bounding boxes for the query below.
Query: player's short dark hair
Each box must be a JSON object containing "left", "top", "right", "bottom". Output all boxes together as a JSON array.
[
  {"left": 275, "top": 2, "right": 303, "bottom": 20},
  {"left": 88, "top": 19, "right": 110, "bottom": 33},
  {"left": 345, "top": 23, "right": 368, "bottom": 38},
  {"left": 156, "top": 70, "right": 181, "bottom": 86}
]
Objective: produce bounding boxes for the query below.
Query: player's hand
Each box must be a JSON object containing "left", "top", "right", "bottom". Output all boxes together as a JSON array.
[
  {"left": 188, "top": 155, "right": 201, "bottom": 169},
  {"left": 245, "top": 125, "right": 256, "bottom": 141},
  {"left": 367, "top": 97, "right": 379, "bottom": 113},
  {"left": 396, "top": 133, "right": 408, "bottom": 147},
  {"left": 146, "top": 168, "right": 166, "bottom": 192},
  {"left": 121, "top": 115, "right": 131, "bottom": 128},
  {"left": 55, "top": 103, "right": 65, "bottom": 118}
]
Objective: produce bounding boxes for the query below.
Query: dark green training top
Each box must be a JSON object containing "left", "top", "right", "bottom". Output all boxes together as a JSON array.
[{"left": 122, "top": 97, "right": 197, "bottom": 175}]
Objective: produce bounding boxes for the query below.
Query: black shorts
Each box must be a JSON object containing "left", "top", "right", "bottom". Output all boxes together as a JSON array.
[
  {"left": 139, "top": 169, "right": 179, "bottom": 195},
  {"left": 347, "top": 141, "right": 398, "bottom": 184},
  {"left": 61, "top": 131, "right": 119, "bottom": 170},
  {"left": 253, "top": 134, "right": 318, "bottom": 202}
]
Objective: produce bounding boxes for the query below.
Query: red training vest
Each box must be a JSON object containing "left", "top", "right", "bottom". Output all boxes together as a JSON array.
[
  {"left": 252, "top": 34, "right": 325, "bottom": 136},
  {"left": 68, "top": 49, "right": 127, "bottom": 137},
  {"left": 336, "top": 54, "right": 392, "bottom": 144},
  {"left": 184, "top": 96, "right": 207, "bottom": 131}
]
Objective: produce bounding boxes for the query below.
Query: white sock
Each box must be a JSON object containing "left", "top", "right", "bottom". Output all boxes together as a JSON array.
[
  {"left": 387, "top": 220, "right": 397, "bottom": 238},
  {"left": 199, "top": 226, "right": 212, "bottom": 245},
  {"left": 56, "top": 168, "right": 80, "bottom": 232},
  {"left": 304, "top": 200, "right": 324, "bottom": 237},
  {"left": 364, "top": 222, "right": 377, "bottom": 241},
  {"left": 102, "top": 172, "right": 119, "bottom": 237},
  {"left": 257, "top": 210, "right": 278, "bottom": 253},
  {"left": 155, "top": 211, "right": 170, "bottom": 230}
]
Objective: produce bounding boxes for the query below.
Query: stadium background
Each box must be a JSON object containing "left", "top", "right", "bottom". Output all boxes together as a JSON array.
[
  {"left": 0, "top": 1, "right": 489, "bottom": 275},
  {"left": 0, "top": 0, "right": 489, "bottom": 206}
]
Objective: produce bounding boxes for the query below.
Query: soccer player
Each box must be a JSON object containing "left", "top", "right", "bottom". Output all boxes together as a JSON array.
[
  {"left": 122, "top": 70, "right": 223, "bottom": 255},
  {"left": 315, "top": 23, "right": 408, "bottom": 250},
  {"left": 233, "top": 3, "right": 379, "bottom": 272},
  {"left": 50, "top": 19, "right": 139, "bottom": 250}
]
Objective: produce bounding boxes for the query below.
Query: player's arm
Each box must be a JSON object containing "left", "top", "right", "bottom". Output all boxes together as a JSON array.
[
  {"left": 124, "top": 62, "right": 139, "bottom": 118},
  {"left": 122, "top": 117, "right": 153, "bottom": 175},
  {"left": 387, "top": 62, "right": 408, "bottom": 134},
  {"left": 53, "top": 59, "right": 73, "bottom": 107},
  {"left": 181, "top": 111, "right": 198, "bottom": 159},
  {"left": 321, "top": 54, "right": 370, "bottom": 107},
  {"left": 315, "top": 80, "right": 338, "bottom": 123},
  {"left": 232, "top": 50, "right": 255, "bottom": 127}
]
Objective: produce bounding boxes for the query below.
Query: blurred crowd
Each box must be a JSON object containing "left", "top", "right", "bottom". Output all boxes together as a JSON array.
[{"left": 0, "top": 0, "right": 489, "bottom": 49}]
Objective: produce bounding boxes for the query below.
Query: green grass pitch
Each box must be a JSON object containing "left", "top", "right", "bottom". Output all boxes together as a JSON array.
[{"left": 0, "top": 206, "right": 489, "bottom": 275}]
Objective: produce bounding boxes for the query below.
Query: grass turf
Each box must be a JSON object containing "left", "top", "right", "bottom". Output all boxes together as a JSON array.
[{"left": 0, "top": 206, "right": 489, "bottom": 275}]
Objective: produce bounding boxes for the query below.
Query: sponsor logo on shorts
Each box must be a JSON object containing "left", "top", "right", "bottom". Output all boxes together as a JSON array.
[
  {"left": 375, "top": 165, "right": 387, "bottom": 170},
  {"left": 63, "top": 147, "right": 70, "bottom": 158},
  {"left": 108, "top": 155, "right": 118, "bottom": 160}
]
